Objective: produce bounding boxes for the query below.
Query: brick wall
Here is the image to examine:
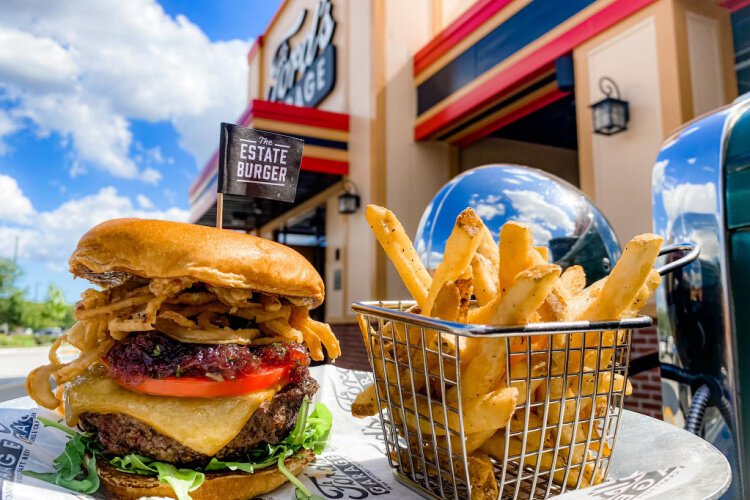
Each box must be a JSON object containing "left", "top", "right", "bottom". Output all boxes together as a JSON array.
[
  {"left": 331, "top": 323, "right": 665, "bottom": 419},
  {"left": 330, "top": 323, "right": 370, "bottom": 371},
  {"left": 623, "top": 325, "right": 663, "bottom": 419}
]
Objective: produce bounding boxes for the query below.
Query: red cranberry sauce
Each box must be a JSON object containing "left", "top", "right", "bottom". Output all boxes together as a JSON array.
[{"left": 103, "top": 332, "right": 310, "bottom": 387}]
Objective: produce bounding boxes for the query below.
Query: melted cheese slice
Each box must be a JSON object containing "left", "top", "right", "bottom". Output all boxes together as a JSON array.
[{"left": 64, "top": 370, "right": 278, "bottom": 456}]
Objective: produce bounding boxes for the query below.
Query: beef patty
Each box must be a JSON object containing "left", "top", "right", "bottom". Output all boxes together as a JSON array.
[{"left": 79, "top": 374, "right": 319, "bottom": 465}]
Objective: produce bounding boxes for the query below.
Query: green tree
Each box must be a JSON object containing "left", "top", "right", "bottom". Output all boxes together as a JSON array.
[
  {"left": 41, "top": 284, "right": 73, "bottom": 328},
  {"left": 20, "top": 285, "right": 74, "bottom": 330},
  {"left": 0, "top": 290, "right": 25, "bottom": 330},
  {"left": 0, "top": 258, "right": 75, "bottom": 332},
  {"left": 0, "top": 258, "right": 20, "bottom": 297}
]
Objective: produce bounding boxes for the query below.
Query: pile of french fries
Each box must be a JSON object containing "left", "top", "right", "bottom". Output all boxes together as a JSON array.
[{"left": 353, "top": 204, "right": 663, "bottom": 499}]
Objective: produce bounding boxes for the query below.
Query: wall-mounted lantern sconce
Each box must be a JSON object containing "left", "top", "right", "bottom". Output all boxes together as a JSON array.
[
  {"left": 591, "top": 76, "right": 630, "bottom": 136},
  {"left": 338, "top": 180, "right": 360, "bottom": 215}
]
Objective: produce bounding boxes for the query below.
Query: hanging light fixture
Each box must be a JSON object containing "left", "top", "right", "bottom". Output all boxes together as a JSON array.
[
  {"left": 338, "top": 180, "right": 360, "bottom": 215},
  {"left": 590, "top": 76, "right": 630, "bottom": 136}
]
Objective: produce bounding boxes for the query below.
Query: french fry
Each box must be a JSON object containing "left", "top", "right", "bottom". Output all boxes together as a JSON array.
[
  {"left": 624, "top": 269, "right": 661, "bottom": 317},
  {"left": 455, "top": 277, "right": 473, "bottom": 323},
  {"left": 468, "top": 452, "right": 499, "bottom": 500},
  {"left": 423, "top": 208, "right": 484, "bottom": 315},
  {"left": 477, "top": 225, "right": 499, "bottom": 271},
  {"left": 579, "top": 234, "right": 662, "bottom": 368},
  {"left": 405, "top": 385, "right": 518, "bottom": 436},
  {"left": 579, "top": 234, "right": 663, "bottom": 322},
  {"left": 366, "top": 205, "right": 432, "bottom": 308},
  {"left": 351, "top": 383, "right": 378, "bottom": 418},
  {"left": 498, "top": 221, "right": 536, "bottom": 292},
  {"left": 535, "top": 245, "right": 550, "bottom": 262},
  {"left": 560, "top": 265, "right": 586, "bottom": 297},
  {"left": 468, "top": 264, "right": 561, "bottom": 326},
  {"left": 471, "top": 254, "right": 498, "bottom": 306},
  {"left": 457, "top": 265, "right": 560, "bottom": 403},
  {"left": 431, "top": 281, "right": 461, "bottom": 321}
]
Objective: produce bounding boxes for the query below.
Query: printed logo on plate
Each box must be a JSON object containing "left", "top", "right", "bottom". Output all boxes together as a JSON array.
[
  {"left": 585, "top": 466, "right": 683, "bottom": 498},
  {"left": 307, "top": 454, "right": 391, "bottom": 498},
  {"left": 331, "top": 371, "right": 386, "bottom": 453}
]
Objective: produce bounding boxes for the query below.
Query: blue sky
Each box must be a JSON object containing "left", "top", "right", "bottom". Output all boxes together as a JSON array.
[{"left": 0, "top": 0, "right": 280, "bottom": 302}]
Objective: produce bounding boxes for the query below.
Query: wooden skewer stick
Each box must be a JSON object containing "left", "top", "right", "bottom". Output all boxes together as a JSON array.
[{"left": 216, "top": 192, "right": 224, "bottom": 229}]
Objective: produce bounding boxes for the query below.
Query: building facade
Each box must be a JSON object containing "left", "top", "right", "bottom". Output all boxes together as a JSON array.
[{"left": 189, "top": 0, "right": 744, "bottom": 378}]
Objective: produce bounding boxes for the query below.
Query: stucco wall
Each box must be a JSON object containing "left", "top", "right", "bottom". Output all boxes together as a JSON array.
[
  {"left": 460, "top": 137, "right": 580, "bottom": 187},
  {"left": 383, "top": 0, "right": 452, "bottom": 300}
]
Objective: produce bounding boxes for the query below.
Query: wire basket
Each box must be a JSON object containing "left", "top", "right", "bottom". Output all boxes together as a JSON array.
[{"left": 350, "top": 243, "right": 699, "bottom": 500}]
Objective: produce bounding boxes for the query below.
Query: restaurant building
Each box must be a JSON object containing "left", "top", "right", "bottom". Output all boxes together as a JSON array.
[{"left": 189, "top": 0, "right": 746, "bottom": 383}]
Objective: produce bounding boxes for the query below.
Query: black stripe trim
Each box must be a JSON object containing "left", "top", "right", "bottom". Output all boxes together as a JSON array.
[
  {"left": 295, "top": 136, "right": 348, "bottom": 150},
  {"left": 435, "top": 72, "right": 557, "bottom": 141},
  {"left": 417, "top": 0, "right": 594, "bottom": 115}
]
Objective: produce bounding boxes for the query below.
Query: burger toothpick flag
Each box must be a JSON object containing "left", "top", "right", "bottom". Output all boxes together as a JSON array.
[{"left": 215, "top": 123, "right": 304, "bottom": 228}]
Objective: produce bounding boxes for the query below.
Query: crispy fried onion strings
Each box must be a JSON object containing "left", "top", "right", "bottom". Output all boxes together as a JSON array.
[
  {"left": 290, "top": 306, "right": 341, "bottom": 361},
  {"left": 155, "top": 316, "right": 260, "bottom": 345},
  {"left": 27, "top": 334, "right": 114, "bottom": 410}
]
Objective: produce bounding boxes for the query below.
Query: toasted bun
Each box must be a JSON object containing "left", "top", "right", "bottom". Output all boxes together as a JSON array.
[
  {"left": 97, "top": 449, "right": 315, "bottom": 500},
  {"left": 69, "top": 219, "right": 324, "bottom": 307}
]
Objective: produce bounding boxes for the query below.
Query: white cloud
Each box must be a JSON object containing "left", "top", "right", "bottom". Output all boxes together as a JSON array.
[
  {"left": 0, "top": 0, "right": 249, "bottom": 181},
  {"left": 503, "top": 189, "right": 575, "bottom": 243},
  {"left": 0, "top": 29, "right": 78, "bottom": 91},
  {"left": 137, "top": 194, "right": 154, "bottom": 209},
  {"left": 0, "top": 110, "right": 18, "bottom": 155},
  {"left": 0, "top": 183, "right": 189, "bottom": 272},
  {"left": 652, "top": 160, "right": 668, "bottom": 194},
  {"left": 469, "top": 194, "right": 506, "bottom": 221},
  {"left": 142, "top": 168, "right": 163, "bottom": 185},
  {"left": 662, "top": 182, "right": 717, "bottom": 222},
  {"left": 0, "top": 175, "right": 34, "bottom": 223},
  {"left": 135, "top": 145, "right": 169, "bottom": 166}
]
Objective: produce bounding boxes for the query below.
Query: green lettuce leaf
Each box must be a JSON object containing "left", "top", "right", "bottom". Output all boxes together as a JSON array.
[
  {"left": 23, "top": 417, "right": 101, "bottom": 495},
  {"left": 153, "top": 462, "right": 205, "bottom": 500},
  {"left": 110, "top": 454, "right": 158, "bottom": 475},
  {"left": 204, "top": 457, "right": 257, "bottom": 474}
]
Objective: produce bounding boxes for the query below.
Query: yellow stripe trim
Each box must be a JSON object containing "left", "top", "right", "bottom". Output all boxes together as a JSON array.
[
  {"left": 415, "top": 0, "right": 532, "bottom": 85},
  {"left": 416, "top": 0, "right": 616, "bottom": 127},
  {"left": 250, "top": 118, "right": 349, "bottom": 142},
  {"left": 302, "top": 145, "right": 349, "bottom": 162}
]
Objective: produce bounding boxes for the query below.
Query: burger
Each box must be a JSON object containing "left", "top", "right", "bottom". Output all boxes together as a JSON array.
[{"left": 25, "top": 219, "right": 341, "bottom": 500}]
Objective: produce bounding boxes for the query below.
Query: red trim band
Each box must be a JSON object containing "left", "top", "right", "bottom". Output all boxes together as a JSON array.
[
  {"left": 722, "top": 0, "right": 750, "bottom": 11},
  {"left": 453, "top": 88, "right": 569, "bottom": 148},
  {"left": 414, "top": 0, "right": 512, "bottom": 76},
  {"left": 415, "top": 0, "right": 655, "bottom": 141},
  {"left": 300, "top": 157, "right": 349, "bottom": 175},
  {"left": 250, "top": 100, "right": 350, "bottom": 130}
]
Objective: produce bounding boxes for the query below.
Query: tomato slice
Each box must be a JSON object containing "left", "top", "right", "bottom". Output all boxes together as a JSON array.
[{"left": 120, "top": 365, "right": 290, "bottom": 398}]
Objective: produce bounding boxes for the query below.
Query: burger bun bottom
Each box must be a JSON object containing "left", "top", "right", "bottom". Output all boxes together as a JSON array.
[{"left": 97, "top": 449, "right": 315, "bottom": 500}]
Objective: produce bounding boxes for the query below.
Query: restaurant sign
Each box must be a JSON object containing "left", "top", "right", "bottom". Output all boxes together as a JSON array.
[{"left": 267, "top": 0, "right": 337, "bottom": 108}]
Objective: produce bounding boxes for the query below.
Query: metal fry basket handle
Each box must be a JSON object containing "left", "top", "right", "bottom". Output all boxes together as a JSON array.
[{"left": 655, "top": 242, "right": 700, "bottom": 276}]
